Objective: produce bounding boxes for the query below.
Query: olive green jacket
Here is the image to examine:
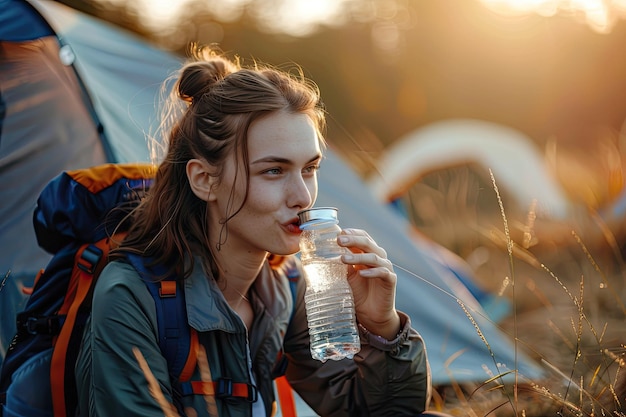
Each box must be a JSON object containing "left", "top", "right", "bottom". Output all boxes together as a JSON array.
[{"left": 76, "top": 256, "right": 430, "bottom": 416}]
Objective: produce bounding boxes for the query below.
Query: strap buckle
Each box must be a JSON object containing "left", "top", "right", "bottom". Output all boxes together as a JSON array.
[
  {"left": 246, "top": 383, "right": 258, "bottom": 403},
  {"left": 77, "top": 244, "right": 103, "bottom": 274},
  {"left": 215, "top": 378, "right": 258, "bottom": 403},
  {"left": 25, "top": 317, "right": 41, "bottom": 335},
  {"left": 24, "top": 316, "right": 62, "bottom": 335},
  {"left": 215, "top": 378, "right": 232, "bottom": 399}
]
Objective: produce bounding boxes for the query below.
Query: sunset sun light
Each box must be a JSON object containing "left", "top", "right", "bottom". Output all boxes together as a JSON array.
[{"left": 479, "top": 0, "right": 626, "bottom": 33}]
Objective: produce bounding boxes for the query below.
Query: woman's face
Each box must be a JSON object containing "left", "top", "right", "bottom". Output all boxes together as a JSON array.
[{"left": 209, "top": 110, "right": 322, "bottom": 256}]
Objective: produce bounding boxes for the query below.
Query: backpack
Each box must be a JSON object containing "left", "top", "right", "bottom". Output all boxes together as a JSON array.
[{"left": 0, "top": 163, "right": 299, "bottom": 417}]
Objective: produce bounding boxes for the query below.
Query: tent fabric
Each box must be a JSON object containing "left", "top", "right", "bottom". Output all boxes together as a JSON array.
[
  {"left": 0, "top": 0, "right": 544, "bottom": 391},
  {"left": 0, "top": 34, "right": 107, "bottom": 302}
]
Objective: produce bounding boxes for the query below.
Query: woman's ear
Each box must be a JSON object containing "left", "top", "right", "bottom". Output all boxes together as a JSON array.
[{"left": 187, "top": 159, "right": 217, "bottom": 202}]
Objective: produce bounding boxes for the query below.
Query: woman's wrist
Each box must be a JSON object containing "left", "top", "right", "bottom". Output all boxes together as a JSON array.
[
  {"left": 358, "top": 313, "right": 401, "bottom": 341},
  {"left": 357, "top": 312, "right": 410, "bottom": 354}
]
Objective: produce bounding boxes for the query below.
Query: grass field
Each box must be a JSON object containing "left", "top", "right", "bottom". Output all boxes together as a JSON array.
[{"left": 401, "top": 166, "right": 626, "bottom": 415}]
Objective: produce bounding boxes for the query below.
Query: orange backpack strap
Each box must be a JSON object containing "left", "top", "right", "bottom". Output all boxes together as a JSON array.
[
  {"left": 178, "top": 328, "right": 199, "bottom": 382},
  {"left": 276, "top": 375, "right": 297, "bottom": 417},
  {"left": 186, "top": 380, "right": 258, "bottom": 401},
  {"left": 178, "top": 329, "right": 258, "bottom": 402},
  {"left": 50, "top": 237, "right": 113, "bottom": 417}
]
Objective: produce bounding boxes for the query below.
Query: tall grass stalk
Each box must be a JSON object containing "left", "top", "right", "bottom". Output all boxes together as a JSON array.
[
  {"left": 572, "top": 230, "right": 626, "bottom": 313},
  {"left": 489, "top": 168, "right": 519, "bottom": 412}
]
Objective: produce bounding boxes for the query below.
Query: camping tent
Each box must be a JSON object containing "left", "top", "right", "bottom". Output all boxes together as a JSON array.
[
  {"left": 367, "top": 118, "right": 573, "bottom": 220},
  {"left": 0, "top": 0, "right": 543, "bottom": 395}
]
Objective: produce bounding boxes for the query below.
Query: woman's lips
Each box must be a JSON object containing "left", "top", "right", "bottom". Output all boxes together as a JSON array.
[{"left": 284, "top": 220, "right": 301, "bottom": 234}]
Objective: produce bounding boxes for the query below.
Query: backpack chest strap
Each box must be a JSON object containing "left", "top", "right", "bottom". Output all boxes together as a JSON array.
[{"left": 179, "top": 379, "right": 258, "bottom": 403}]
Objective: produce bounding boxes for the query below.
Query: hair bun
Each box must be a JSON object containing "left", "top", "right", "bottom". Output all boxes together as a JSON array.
[{"left": 177, "top": 54, "right": 239, "bottom": 104}]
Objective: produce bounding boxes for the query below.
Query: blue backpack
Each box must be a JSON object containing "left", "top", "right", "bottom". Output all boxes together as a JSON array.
[{"left": 0, "top": 163, "right": 299, "bottom": 417}]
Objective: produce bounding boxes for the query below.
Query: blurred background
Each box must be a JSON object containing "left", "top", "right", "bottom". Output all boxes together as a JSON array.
[{"left": 59, "top": 0, "right": 626, "bottom": 283}]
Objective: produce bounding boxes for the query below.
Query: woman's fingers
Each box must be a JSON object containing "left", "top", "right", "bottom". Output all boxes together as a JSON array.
[
  {"left": 339, "top": 229, "right": 388, "bottom": 259},
  {"left": 343, "top": 252, "right": 392, "bottom": 271},
  {"left": 339, "top": 229, "right": 393, "bottom": 278}
]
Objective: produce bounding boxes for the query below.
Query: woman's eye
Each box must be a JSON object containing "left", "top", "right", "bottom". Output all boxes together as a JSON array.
[
  {"left": 303, "top": 165, "right": 320, "bottom": 174},
  {"left": 265, "top": 168, "right": 282, "bottom": 175}
]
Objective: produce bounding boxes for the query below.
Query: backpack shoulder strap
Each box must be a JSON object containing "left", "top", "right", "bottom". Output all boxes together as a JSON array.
[
  {"left": 52, "top": 234, "right": 123, "bottom": 417},
  {"left": 124, "top": 254, "right": 195, "bottom": 382}
]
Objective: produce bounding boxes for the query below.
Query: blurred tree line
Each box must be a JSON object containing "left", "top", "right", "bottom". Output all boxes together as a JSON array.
[
  {"left": 52, "top": 0, "right": 626, "bottom": 270},
  {"left": 57, "top": 0, "right": 626, "bottom": 181}
]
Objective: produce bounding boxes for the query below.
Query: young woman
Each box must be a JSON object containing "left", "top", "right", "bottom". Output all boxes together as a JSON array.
[{"left": 75, "top": 47, "right": 432, "bottom": 417}]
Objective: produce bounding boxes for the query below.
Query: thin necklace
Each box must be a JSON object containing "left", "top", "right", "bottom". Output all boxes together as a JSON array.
[{"left": 233, "top": 287, "right": 250, "bottom": 303}]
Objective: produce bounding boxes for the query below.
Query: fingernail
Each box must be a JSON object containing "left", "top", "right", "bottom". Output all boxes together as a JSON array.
[
  {"left": 343, "top": 254, "right": 354, "bottom": 262},
  {"left": 338, "top": 236, "right": 349, "bottom": 244}
]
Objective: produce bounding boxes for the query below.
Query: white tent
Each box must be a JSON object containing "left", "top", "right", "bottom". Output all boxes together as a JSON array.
[{"left": 367, "top": 118, "right": 572, "bottom": 220}]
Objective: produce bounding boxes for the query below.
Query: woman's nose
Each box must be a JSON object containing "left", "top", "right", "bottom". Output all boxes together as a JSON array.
[{"left": 289, "top": 174, "right": 314, "bottom": 209}]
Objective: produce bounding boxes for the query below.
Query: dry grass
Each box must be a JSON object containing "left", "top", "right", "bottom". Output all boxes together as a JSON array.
[{"left": 399, "top": 166, "right": 626, "bottom": 416}]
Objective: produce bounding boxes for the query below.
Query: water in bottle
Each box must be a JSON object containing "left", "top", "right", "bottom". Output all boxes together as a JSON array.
[{"left": 298, "top": 207, "right": 360, "bottom": 362}]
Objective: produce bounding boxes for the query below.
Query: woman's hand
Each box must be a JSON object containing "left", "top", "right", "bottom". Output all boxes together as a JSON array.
[{"left": 338, "top": 228, "right": 401, "bottom": 340}]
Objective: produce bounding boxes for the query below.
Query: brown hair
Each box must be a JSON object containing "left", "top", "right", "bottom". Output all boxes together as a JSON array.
[{"left": 116, "top": 46, "right": 326, "bottom": 279}]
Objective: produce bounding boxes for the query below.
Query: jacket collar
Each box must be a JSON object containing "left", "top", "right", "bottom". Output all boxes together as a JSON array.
[{"left": 183, "top": 256, "right": 293, "bottom": 333}]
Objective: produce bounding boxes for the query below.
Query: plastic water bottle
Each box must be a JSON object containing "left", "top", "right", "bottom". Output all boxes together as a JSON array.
[{"left": 298, "top": 207, "right": 360, "bottom": 362}]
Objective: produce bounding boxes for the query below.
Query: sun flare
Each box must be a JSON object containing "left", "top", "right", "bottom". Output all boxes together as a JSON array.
[
  {"left": 101, "top": 0, "right": 346, "bottom": 36},
  {"left": 479, "top": 0, "right": 626, "bottom": 33}
]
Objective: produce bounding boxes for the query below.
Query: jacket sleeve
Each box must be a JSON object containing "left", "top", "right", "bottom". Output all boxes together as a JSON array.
[
  {"left": 282, "top": 267, "right": 431, "bottom": 416},
  {"left": 76, "top": 261, "right": 174, "bottom": 416}
]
